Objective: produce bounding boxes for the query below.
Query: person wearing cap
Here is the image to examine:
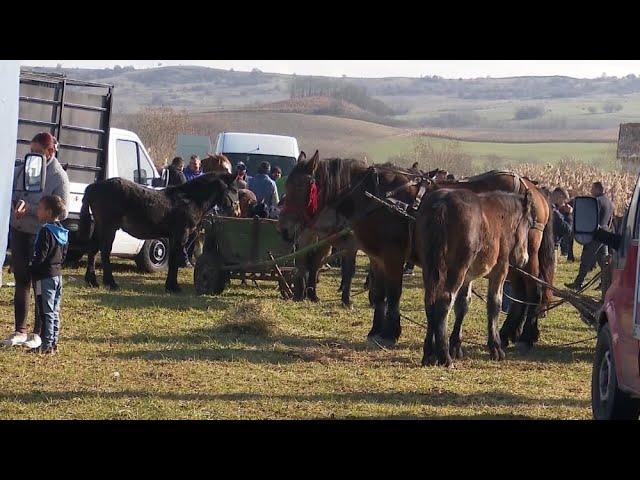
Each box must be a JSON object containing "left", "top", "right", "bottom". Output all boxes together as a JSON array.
[
  {"left": 248, "top": 161, "right": 279, "bottom": 208},
  {"left": 235, "top": 162, "right": 250, "bottom": 183}
]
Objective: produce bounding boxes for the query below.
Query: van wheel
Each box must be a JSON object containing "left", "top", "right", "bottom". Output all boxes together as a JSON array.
[
  {"left": 592, "top": 323, "right": 640, "bottom": 420},
  {"left": 135, "top": 239, "right": 169, "bottom": 273}
]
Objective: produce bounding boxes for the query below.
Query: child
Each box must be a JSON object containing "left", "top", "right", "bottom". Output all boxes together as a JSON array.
[{"left": 25, "top": 195, "right": 69, "bottom": 355}]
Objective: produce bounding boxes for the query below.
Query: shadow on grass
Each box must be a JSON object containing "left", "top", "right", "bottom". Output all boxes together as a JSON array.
[{"left": 0, "top": 388, "right": 590, "bottom": 414}]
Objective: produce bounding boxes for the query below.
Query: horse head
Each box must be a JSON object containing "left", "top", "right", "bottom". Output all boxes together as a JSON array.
[
  {"left": 202, "top": 154, "right": 233, "bottom": 175},
  {"left": 277, "top": 150, "right": 320, "bottom": 242}
]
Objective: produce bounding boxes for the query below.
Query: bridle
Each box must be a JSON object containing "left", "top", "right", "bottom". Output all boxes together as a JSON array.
[{"left": 281, "top": 166, "right": 379, "bottom": 229}]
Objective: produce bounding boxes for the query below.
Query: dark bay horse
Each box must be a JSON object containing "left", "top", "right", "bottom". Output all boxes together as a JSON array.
[
  {"left": 416, "top": 188, "right": 535, "bottom": 367},
  {"left": 79, "top": 173, "right": 238, "bottom": 292},
  {"left": 279, "top": 151, "right": 418, "bottom": 344},
  {"left": 422, "top": 171, "right": 555, "bottom": 348}
]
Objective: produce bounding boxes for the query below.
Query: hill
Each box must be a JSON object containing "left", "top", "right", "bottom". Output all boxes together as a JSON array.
[{"left": 24, "top": 65, "right": 640, "bottom": 137}]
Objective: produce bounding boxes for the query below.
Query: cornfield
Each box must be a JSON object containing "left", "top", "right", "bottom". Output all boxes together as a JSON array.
[{"left": 512, "top": 159, "right": 637, "bottom": 216}]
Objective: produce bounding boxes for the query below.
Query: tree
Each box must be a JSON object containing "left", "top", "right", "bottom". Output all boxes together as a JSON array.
[{"left": 123, "top": 107, "right": 194, "bottom": 168}]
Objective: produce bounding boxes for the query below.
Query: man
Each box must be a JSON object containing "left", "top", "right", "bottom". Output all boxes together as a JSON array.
[
  {"left": 235, "top": 161, "right": 249, "bottom": 184},
  {"left": 183, "top": 155, "right": 203, "bottom": 182},
  {"left": 248, "top": 161, "right": 279, "bottom": 208},
  {"left": 166, "top": 157, "right": 186, "bottom": 186},
  {"left": 566, "top": 181, "right": 614, "bottom": 290},
  {"left": 551, "top": 187, "right": 572, "bottom": 247}
]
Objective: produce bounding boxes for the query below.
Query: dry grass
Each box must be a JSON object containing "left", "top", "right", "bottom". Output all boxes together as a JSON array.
[{"left": 0, "top": 249, "right": 596, "bottom": 420}]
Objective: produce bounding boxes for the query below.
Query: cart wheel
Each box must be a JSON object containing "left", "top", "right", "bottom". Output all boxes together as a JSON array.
[{"left": 194, "top": 250, "right": 228, "bottom": 295}]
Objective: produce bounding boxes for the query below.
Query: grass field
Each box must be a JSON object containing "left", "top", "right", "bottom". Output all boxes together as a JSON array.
[
  {"left": 367, "top": 135, "right": 618, "bottom": 169},
  {"left": 0, "top": 250, "right": 598, "bottom": 420}
]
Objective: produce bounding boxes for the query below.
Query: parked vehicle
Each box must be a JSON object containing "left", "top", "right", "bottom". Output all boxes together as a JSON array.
[
  {"left": 573, "top": 123, "right": 640, "bottom": 419},
  {"left": 16, "top": 70, "right": 168, "bottom": 272},
  {"left": 214, "top": 132, "right": 300, "bottom": 176}
]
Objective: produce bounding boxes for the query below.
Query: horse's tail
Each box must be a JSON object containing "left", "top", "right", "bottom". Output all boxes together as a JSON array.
[
  {"left": 78, "top": 184, "right": 94, "bottom": 242},
  {"left": 538, "top": 194, "right": 556, "bottom": 306},
  {"left": 423, "top": 201, "right": 448, "bottom": 306}
]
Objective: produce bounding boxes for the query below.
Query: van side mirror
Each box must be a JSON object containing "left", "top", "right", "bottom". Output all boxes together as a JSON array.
[
  {"left": 23, "top": 153, "right": 47, "bottom": 192},
  {"left": 134, "top": 169, "right": 148, "bottom": 185},
  {"left": 573, "top": 196, "right": 599, "bottom": 245}
]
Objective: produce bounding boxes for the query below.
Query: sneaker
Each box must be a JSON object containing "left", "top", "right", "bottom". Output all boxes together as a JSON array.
[
  {"left": 22, "top": 334, "right": 42, "bottom": 349},
  {"left": 1, "top": 332, "right": 28, "bottom": 347},
  {"left": 41, "top": 346, "right": 56, "bottom": 355}
]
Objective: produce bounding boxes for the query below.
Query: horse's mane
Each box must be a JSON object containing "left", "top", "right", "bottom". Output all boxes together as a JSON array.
[
  {"left": 165, "top": 172, "right": 228, "bottom": 203},
  {"left": 312, "top": 157, "right": 368, "bottom": 204}
]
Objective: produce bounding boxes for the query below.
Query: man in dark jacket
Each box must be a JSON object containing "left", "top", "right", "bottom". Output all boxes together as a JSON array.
[
  {"left": 566, "top": 181, "right": 614, "bottom": 290},
  {"left": 166, "top": 157, "right": 186, "bottom": 186}
]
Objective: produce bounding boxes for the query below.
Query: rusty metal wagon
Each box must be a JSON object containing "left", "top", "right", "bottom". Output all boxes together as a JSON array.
[{"left": 193, "top": 215, "right": 297, "bottom": 297}]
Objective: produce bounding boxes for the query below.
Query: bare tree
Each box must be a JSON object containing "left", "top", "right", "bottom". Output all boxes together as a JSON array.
[{"left": 124, "top": 107, "right": 194, "bottom": 169}]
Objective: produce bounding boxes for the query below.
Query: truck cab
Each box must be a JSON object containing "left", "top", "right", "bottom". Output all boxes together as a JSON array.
[
  {"left": 573, "top": 123, "right": 640, "bottom": 419},
  {"left": 16, "top": 70, "right": 168, "bottom": 272}
]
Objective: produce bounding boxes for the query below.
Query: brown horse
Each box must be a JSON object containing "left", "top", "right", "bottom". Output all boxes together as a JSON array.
[
  {"left": 279, "top": 152, "right": 418, "bottom": 345},
  {"left": 201, "top": 154, "right": 233, "bottom": 174},
  {"left": 422, "top": 171, "right": 555, "bottom": 348},
  {"left": 416, "top": 188, "right": 535, "bottom": 366}
]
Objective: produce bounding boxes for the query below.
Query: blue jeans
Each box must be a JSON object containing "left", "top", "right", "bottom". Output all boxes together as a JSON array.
[{"left": 34, "top": 276, "right": 62, "bottom": 348}]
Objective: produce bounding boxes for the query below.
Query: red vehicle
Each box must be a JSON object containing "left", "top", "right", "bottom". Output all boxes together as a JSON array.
[{"left": 573, "top": 123, "right": 640, "bottom": 420}]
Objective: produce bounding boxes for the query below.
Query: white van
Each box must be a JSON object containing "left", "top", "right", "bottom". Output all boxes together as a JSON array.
[
  {"left": 16, "top": 71, "right": 168, "bottom": 272},
  {"left": 214, "top": 132, "right": 300, "bottom": 176}
]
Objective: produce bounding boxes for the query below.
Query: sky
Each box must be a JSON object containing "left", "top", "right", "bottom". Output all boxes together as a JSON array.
[{"left": 20, "top": 60, "right": 640, "bottom": 79}]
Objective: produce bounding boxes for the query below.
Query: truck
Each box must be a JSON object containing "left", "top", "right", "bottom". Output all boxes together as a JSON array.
[
  {"left": 16, "top": 70, "right": 169, "bottom": 272},
  {"left": 573, "top": 123, "right": 640, "bottom": 420}
]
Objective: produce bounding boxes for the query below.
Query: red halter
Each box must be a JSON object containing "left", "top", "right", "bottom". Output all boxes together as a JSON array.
[{"left": 281, "top": 179, "right": 321, "bottom": 227}]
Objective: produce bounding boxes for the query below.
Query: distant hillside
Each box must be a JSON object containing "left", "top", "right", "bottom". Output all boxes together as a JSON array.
[{"left": 25, "top": 64, "right": 640, "bottom": 135}]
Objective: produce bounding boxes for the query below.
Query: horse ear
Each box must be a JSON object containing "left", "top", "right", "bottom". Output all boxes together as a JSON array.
[
  {"left": 297, "top": 151, "right": 306, "bottom": 163},
  {"left": 306, "top": 150, "right": 320, "bottom": 174},
  {"left": 221, "top": 173, "right": 236, "bottom": 187}
]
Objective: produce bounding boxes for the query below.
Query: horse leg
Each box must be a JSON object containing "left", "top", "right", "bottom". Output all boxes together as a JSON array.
[
  {"left": 487, "top": 267, "right": 508, "bottom": 361},
  {"left": 340, "top": 249, "right": 356, "bottom": 308},
  {"left": 367, "top": 261, "right": 387, "bottom": 341},
  {"left": 423, "top": 292, "right": 454, "bottom": 367},
  {"left": 449, "top": 281, "right": 472, "bottom": 360},
  {"left": 84, "top": 230, "right": 100, "bottom": 288},
  {"left": 99, "top": 227, "right": 119, "bottom": 290},
  {"left": 499, "top": 273, "right": 526, "bottom": 347},
  {"left": 518, "top": 280, "right": 542, "bottom": 348},
  {"left": 305, "top": 249, "right": 325, "bottom": 303},
  {"left": 377, "top": 258, "right": 403, "bottom": 346},
  {"left": 165, "top": 231, "right": 187, "bottom": 293}
]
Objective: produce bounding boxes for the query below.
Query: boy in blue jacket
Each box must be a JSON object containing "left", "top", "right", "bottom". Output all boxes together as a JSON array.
[{"left": 26, "top": 195, "right": 69, "bottom": 354}]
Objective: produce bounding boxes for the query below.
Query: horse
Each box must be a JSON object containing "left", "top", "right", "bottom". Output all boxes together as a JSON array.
[
  {"left": 416, "top": 188, "right": 535, "bottom": 367},
  {"left": 421, "top": 171, "right": 555, "bottom": 348},
  {"left": 201, "top": 154, "right": 233, "bottom": 174},
  {"left": 78, "top": 173, "right": 238, "bottom": 292},
  {"left": 279, "top": 151, "right": 418, "bottom": 345}
]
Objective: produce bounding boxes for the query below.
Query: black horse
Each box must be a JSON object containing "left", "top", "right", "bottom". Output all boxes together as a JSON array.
[{"left": 79, "top": 173, "right": 238, "bottom": 292}]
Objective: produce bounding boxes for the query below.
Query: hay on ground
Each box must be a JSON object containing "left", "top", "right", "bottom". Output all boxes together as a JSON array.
[{"left": 219, "top": 300, "right": 281, "bottom": 337}]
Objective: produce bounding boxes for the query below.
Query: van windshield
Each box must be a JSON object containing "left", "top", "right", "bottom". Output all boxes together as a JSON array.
[{"left": 223, "top": 153, "right": 296, "bottom": 176}]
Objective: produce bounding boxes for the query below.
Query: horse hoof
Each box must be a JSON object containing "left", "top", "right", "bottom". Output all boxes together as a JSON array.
[
  {"left": 421, "top": 354, "right": 437, "bottom": 367},
  {"left": 449, "top": 344, "right": 464, "bottom": 360},
  {"left": 489, "top": 346, "right": 506, "bottom": 361},
  {"left": 368, "top": 334, "right": 396, "bottom": 349},
  {"left": 106, "top": 283, "right": 120, "bottom": 291},
  {"left": 341, "top": 301, "right": 352, "bottom": 310}
]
